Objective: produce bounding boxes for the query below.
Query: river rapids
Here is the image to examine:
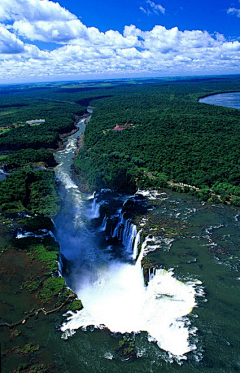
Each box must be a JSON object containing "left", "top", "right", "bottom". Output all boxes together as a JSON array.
[{"left": 53, "top": 118, "right": 201, "bottom": 361}]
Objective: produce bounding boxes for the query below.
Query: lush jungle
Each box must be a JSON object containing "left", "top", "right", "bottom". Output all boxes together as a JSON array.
[{"left": 1, "top": 75, "right": 240, "bottom": 372}]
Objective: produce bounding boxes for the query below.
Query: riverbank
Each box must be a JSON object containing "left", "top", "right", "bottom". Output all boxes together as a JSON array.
[
  {"left": 0, "top": 117, "right": 89, "bottom": 372},
  {"left": 0, "top": 229, "right": 83, "bottom": 372},
  {"left": 57, "top": 113, "right": 90, "bottom": 151},
  {"left": 74, "top": 116, "right": 91, "bottom": 157},
  {"left": 1, "top": 78, "right": 240, "bottom": 372},
  {"left": 198, "top": 90, "right": 240, "bottom": 101}
]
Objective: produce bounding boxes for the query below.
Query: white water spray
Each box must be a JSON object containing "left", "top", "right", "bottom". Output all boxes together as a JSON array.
[
  {"left": 61, "top": 236, "right": 199, "bottom": 358},
  {"left": 55, "top": 126, "right": 200, "bottom": 359}
]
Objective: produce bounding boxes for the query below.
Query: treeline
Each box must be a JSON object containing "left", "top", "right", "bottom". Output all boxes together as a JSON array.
[
  {"left": 0, "top": 169, "right": 59, "bottom": 216},
  {"left": 1, "top": 77, "right": 240, "bottom": 210},
  {"left": 0, "top": 83, "right": 118, "bottom": 150},
  {"left": 1, "top": 148, "right": 56, "bottom": 170},
  {"left": 0, "top": 98, "right": 86, "bottom": 150},
  {"left": 0, "top": 83, "right": 88, "bottom": 215},
  {"left": 74, "top": 76, "right": 240, "bottom": 206},
  {"left": 0, "top": 81, "right": 116, "bottom": 215}
]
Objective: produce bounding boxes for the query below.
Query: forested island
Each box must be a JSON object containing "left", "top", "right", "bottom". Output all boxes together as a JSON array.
[{"left": 1, "top": 75, "right": 240, "bottom": 372}]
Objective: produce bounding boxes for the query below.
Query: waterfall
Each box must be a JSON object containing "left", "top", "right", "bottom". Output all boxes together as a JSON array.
[
  {"left": 112, "top": 210, "right": 124, "bottom": 239},
  {"left": 92, "top": 198, "right": 100, "bottom": 219},
  {"left": 136, "top": 234, "right": 148, "bottom": 267},
  {"left": 89, "top": 193, "right": 101, "bottom": 219},
  {"left": 54, "top": 122, "right": 200, "bottom": 360},
  {"left": 58, "top": 252, "right": 66, "bottom": 276},
  {"left": 99, "top": 215, "right": 108, "bottom": 232},
  {"left": 122, "top": 220, "right": 137, "bottom": 253},
  {"left": 112, "top": 211, "right": 138, "bottom": 255},
  {"left": 132, "top": 230, "right": 141, "bottom": 260},
  {"left": 61, "top": 234, "right": 200, "bottom": 358}
]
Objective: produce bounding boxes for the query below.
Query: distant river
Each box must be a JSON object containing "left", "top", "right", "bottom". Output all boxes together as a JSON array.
[{"left": 199, "top": 91, "right": 240, "bottom": 109}]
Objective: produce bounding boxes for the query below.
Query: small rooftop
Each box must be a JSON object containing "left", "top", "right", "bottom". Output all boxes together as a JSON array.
[{"left": 113, "top": 123, "right": 134, "bottom": 131}]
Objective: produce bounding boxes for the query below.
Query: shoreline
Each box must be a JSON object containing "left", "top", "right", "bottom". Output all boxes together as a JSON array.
[
  {"left": 198, "top": 90, "right": 240, "bottom": 102},
  {"left": 56, "top": 112, "right": 90, "bottom": 152},
  {"left": 0, "top": 113, "right": 90, "bottom": 372},
  {"left": 74, "top": 115, "right": 91, "bottom": 157}
]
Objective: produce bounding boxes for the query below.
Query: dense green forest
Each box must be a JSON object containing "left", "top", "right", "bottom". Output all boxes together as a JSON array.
[
  {"left": 1, "top": 148, "right": 56, "bottom": 169},
  {"left": 0, "top": 98, "right": 86, "bottom": 150},
  {"left": 1, "top": 76, "right": 240, "bottom": 372},
  {"left": 0, "top": 84, "right": 85, "bottom": 215},
  {"left": 1, "top": 76, "right": 240, "bottom": 211},
  {"left": 73, "top": 76, "right": 240, "bottom": 206},
  {"left": 0, "top": 169, "right": 60, "bottom": 216}
]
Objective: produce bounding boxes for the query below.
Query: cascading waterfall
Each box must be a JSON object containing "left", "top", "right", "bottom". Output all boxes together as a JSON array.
[
  {"left": 61, "top": 233, "right": 200, "bottom": 357},
  {"left": 132, "top": 230, "right": 141, "bottom": 260},
  {"left": 89, "top": 193, "right": 101, "bottom": 219},
  {"left": 54, "top": 117, "right": 201, "bottom": 360},
  {"left": 99, "top": 202, "right": 140, "bottom": 259},
  {"left": 112, "top": 210, "right": 138, "bottom": 256},
  {"left": 99, "top": 215, "right": 108, "bottom": 232}
]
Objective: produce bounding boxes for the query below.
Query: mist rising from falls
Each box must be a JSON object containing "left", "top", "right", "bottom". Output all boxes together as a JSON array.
[
  {"left": 59, "top": 195, "right": 199, "bottom": 358},
  {"left": 61, "top": 230, "right": 199, "bottom": 357},
  {"left": 54, "top": 122, "right": 200, "bottom": 359}
]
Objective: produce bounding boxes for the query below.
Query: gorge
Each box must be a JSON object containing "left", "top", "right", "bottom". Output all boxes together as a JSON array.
[
  {"left": 1, "top": 79, "right": 240, "bottom": 372},
  {"left": 54, "top": 117, "right": 199, "bottom": 359},
  {"left": 53, "top": 111, "right": 240, "bottom": 372}
]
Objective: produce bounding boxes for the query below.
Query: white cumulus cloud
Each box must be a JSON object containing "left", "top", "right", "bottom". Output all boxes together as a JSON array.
[
  {"left": 2, "top": 0, "right": 138, "bottom": 49},
  {"left": 0, "top": 0, "right": 240, "bottom": 82},
  {"left": 0, "top": 23, "right": 25, "bottom": 54},
  {"left": 0, "top": 0, "right": 76, "bottom": 22}
]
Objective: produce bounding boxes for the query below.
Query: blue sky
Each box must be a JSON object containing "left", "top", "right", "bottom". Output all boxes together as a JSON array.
[
  {"left": 61, "top": 0, "right": 240, "bottom": 37},
  {"left": 0, "top": 0, "right": 240, "bottom": 83}
]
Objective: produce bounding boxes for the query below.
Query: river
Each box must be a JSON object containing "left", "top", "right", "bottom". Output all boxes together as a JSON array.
[
  {"left": 199, "top": 91, "right": 240, "bottom": 109},
  {"left": 52, "top": 112, "right": 240, "bottom": 372}
]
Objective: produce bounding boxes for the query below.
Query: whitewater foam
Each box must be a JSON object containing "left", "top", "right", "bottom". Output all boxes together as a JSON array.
[
  {"left": 61, "top": 257, "right": 199, "bottom": 358},
  {"left": 55, "top": 131, "right": 201, "bottom": 360}
]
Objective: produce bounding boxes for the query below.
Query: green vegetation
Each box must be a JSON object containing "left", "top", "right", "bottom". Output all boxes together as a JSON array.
[
  {"left": 20, "top": 279, "right": 42, "bottom": 293},
  {"left": 0, "top": 233, "right": 79, "bottom": 372},
  {"left": 5, "top": 76, "right": 239, "bottom": 208},
  {"left": 0, "top": 92, "right": 86, "bottom": 150},
  {"left": 74, "top": 76, "right": 240, "bottom": 205},
  {"left": 2, "top": 148, "right": 56, "bottom": 170},
  {"left": 66, "top": 299, "right": 83, "bottom": 311},
  {"left": 34, "top": 244, "right": 58, "bottom": 272},
  {"left": 117, "top": 335, "right": 136, "bottom": 359},
  {"left": 14, "top": 363, "right": 50, "bottom": 373},
  {"left": 15, "top": 215, "right": 53, "bottom": 232},
  {"left": 38, "top": 276, "right": 65, "bottom": 303},
  {"left": 1, "top": 77, "right": 240, "bottom": 371},
  {"left": 0, "top": 81, "right": 115, "bottom": 215},
  {"left": 18, "top": 343, "right": 40, "bottom": 355},
  {"left": 0, "top": 169, "right": 60, "bottom": 216}
]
